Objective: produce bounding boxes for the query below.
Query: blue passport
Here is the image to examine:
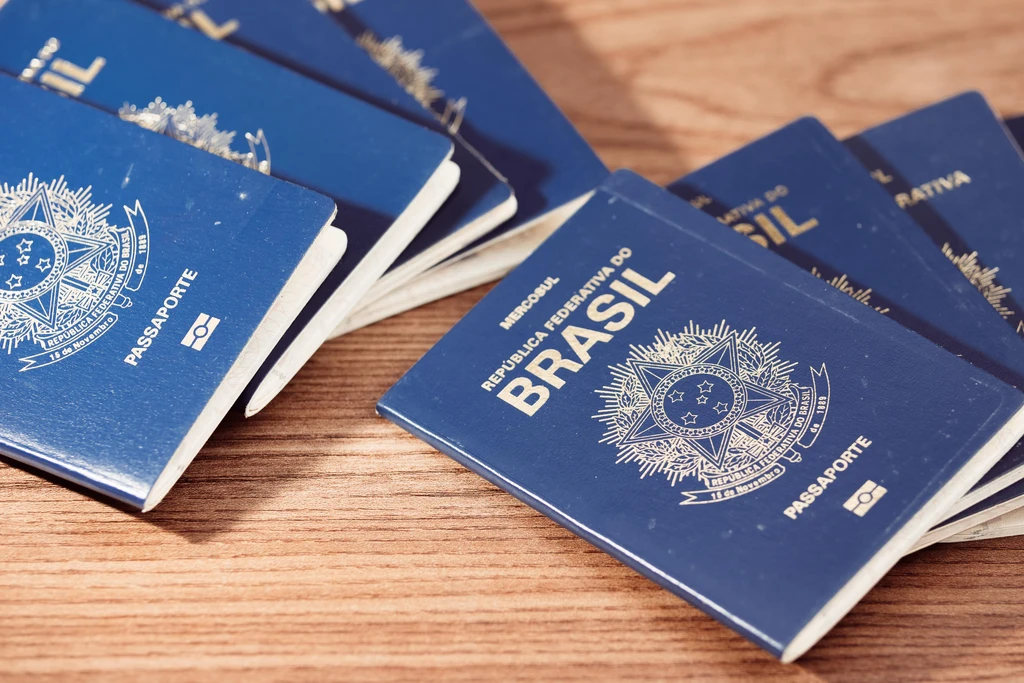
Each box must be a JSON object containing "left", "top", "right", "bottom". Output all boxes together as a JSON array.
[
  {"left": 135, "top": 0, "right": 517, "bottom": 304},
  {"left": 378, "top": 170, "right": 1024, "bottom": 661},
  {"left": 0, "top": 0, "right": 458, "bottom": 416},
  {"left": 0, "top": 74, "right": 344, "bottom": 510},
  {"left": 847, "top": 93, "right": 1024, "bottom": 335},
  {"left": 325, "top": 0, "right": 609, "bottom": 260},
  {"left": 667, "top": 117, "right": 1024, "bottom": 519},
  {"left": 845, "top": 95, "right": 1024, "bottom": 526}
]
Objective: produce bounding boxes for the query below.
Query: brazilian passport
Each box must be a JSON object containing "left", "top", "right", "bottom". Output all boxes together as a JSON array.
[
  {"left": 378, "top": 170, "right": 1024, "bottom": 661},
  {"left": 0, "top": 0, "right": 458, "bottom": 416},
  {"left": 135, "top": 0, "right": 517, "bottom": 306},
  {"left": 321, "top": 0, "right": 609, "bottom": 330},
  {"left": 667, "top": 117, "right": 1024, "bottom": 523},
  {"left": 0, "top": 75, "right": 343, "bottom": 510},
  {"left": 845, "top": 94, "right": 1024, "bottom": 535}
]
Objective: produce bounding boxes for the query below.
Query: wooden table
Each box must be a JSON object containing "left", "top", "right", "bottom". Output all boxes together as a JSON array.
[{"left": 4, "top": 0, "right": 1024, "bottom": 680}]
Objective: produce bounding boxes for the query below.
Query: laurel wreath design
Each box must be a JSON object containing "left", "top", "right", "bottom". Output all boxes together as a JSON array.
[
  {"left": 594, "top": 322, "right": 799, "bottom": 487},
  {"left": 119, "top": 98, "right": 271, "bottom": 175},
  {"left": 0, "top": 175, "right": 116, "bottom": 352}
]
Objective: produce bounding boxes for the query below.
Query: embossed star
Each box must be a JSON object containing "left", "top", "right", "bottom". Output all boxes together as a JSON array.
[
  {"left": 695, "top": 395, "right": 708, "bottom": 405},
  {"left": 35, "top": 257, "right": 51, "bottom": 273},
  {"left": 668, "top": 389, "right": 686, "bottom": 403},
  {"left": 619, "top": 334, "right": 793, "bottom": 469},
  {"left": 0, "top": 254, "right": 5, "bottom": 267},
  {"left": 0, "top": 186, "right": 111, "bottom": 328}
]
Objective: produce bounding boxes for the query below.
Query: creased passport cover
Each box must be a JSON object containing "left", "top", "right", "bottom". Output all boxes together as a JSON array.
[
  {"left": 327, "top": 0, "right": 609, "bottom": 256},
  {"left": 135, "top": 0, "right": 515, "bottom": 289},
  {"left": 378, "top": 170, "right": 1024, "bottom": 661},
  {"left": 0, "top": 0, "right": 455, "bottom": 413},
  {"left": 0, "top": 75, "right": 338, "bottom": 509}
]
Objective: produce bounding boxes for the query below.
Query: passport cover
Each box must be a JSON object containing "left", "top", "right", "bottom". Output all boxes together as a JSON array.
[
  {"left": 668, "top": 117, "right": 1024, "bottom": 517},
  {"left": 378, "top": 170, "right": 1024, "bottom": 661},
  {"left": 846, "top": 93, "right": 1024, "bottom": 335},
  {"left": 845, "top": 95, "right": 1024, "bottom": 515},
  {"left": 135, "top": 0, "right": 516, "bottom": 299},
  {"left": 0, "top": 75, "right": 340, "bottom": 510},
  {"left": 0, "top": 0, "right": 456, "bottom": 414},
  {"left": 326, "top": 0, "right": 609, "bottom": 257}
]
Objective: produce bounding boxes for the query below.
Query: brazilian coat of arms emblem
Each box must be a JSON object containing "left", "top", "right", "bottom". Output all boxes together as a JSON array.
[
  {"left": 595, "top": 323, "right": 830, "bottom": 504},
  {"left": 118, "top": 98, "right": 271, "bottom": 175},
  {"left": 0, "top": 175, "right": 149, "bottom": 370}
]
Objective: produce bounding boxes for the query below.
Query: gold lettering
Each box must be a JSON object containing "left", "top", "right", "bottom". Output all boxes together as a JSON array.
[
  {"left": 621, "top": 268, "right": 675, "bottom": 295},
  {"left": 497, "top": 378, "right": 549, "bottom": 416},
  {"left": 771, "top": 206, "right": 819, "bottom": 238},
  {"left": 525, "top": 349, "right": 582, "bottom": 389},
  {"left": 562, "top": 325, "right": 613, "bottom": 364},
  {"left": 586, "top": 294, "right": 634, "bottom": 331},
  {"left": 609, "top": 280, "right": 650, "bottom": 306},
  {"left": 753, "top": 213, "right": 787, "bottom": 245},
  {"left": 50, "top": 56, "right": 105, "bottom": 85},
  {"left": 870, "top": 169, "right": 893, "bottom": 184},
  {"left": 188, "top": 10, "right": 240, "bottom": 40},
  {"left": 734, "top": 223, "right": 769, "bottom": 247}
]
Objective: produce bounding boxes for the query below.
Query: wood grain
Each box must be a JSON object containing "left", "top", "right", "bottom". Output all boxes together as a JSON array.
[{"left": 4, "top": 0, "right": 1024, "bottom": 680}]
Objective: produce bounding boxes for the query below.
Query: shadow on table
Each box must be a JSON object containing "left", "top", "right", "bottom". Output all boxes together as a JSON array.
[{"left": 794, "top": 538, "right": 1024, "bottom": 680}]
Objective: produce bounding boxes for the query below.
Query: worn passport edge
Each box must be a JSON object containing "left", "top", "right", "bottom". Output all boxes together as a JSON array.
[
  {"left": 788, "top": 404, "right": 1024, "bottom": 659},
  {"left": 330, "top": 192, "right": 592, "bottom": 337},
  {"left": 144, "top": 210, "right": 345, "bottom": 510},
  {"left": 910, "top": 489, "right": 1024, "bottom": 551},
  {"left": 941, "top": 504, "right": 1024, "bottom": 543},
  {"left": 376, "top": 173, "right": 1024, "bottom": 660},
  {"left": 845, "top": 93, "right": 1024, "bottom": 520},
  {"left": 0, "top": 207, "right": 343, "bottom": 510},
  {"left": 244, "top": 154, "right": 459, "bottom": 416},
  {"left": 942, "top": 464, "right": 1024, "bottom": 519},
  {"left": 441, "top": 191, "right": 594, "bottom": 267},
  {"left": 361, "top": 191, "right": 518, "bottom": 305}
]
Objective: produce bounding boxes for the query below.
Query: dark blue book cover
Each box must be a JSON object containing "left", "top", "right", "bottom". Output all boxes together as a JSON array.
[
  {"left": 1005, "top": 113, "right": 1024, "bottom": 150},
  {"left": 324, "top": 0, "right": 609, "bottom": 258},
  {"left": 667, "top": 117, "right": 1024, "bottom": 518},
  {"left": 0, "top": 0, "right": 457, "bottom": 415},
  {"left": 0, "top": 75, "right": 343, "bottom": 510},
  {"left": 846, "top": 93, "right": 1024, "bottom": 335},
  {"left": 135, "top": 0, "right": 517, "bottom": 302},
  {"left": 844, "top": 95, "right": 1024, "bottom": 522},
  {"left": 378, "top": 170, "right": 1024, "bottom": 660}
]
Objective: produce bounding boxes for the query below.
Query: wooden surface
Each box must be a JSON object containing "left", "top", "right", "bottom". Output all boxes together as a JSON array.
[{"left": 4, "top": 0, "right": 1024, "bottom": 680}]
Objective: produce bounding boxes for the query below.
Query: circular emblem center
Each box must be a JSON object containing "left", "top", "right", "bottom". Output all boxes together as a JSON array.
[
  {"left": 650, "top": 364, "right": 746, "bottom": 438},
  {"left": 0, "top": 221, "right": 68, "bottom": 303}
]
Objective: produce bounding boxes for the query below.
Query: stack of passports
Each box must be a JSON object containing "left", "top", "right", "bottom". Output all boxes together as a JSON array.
[
  {"left": 4, "top": 0, "right": 1024, "bottom": 664},
  {"left": 375, "top": 92, "right": 1024, "bottom": 657},
  {"left": 0, "top": 0, "right": 604, "bottom": 505}
]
